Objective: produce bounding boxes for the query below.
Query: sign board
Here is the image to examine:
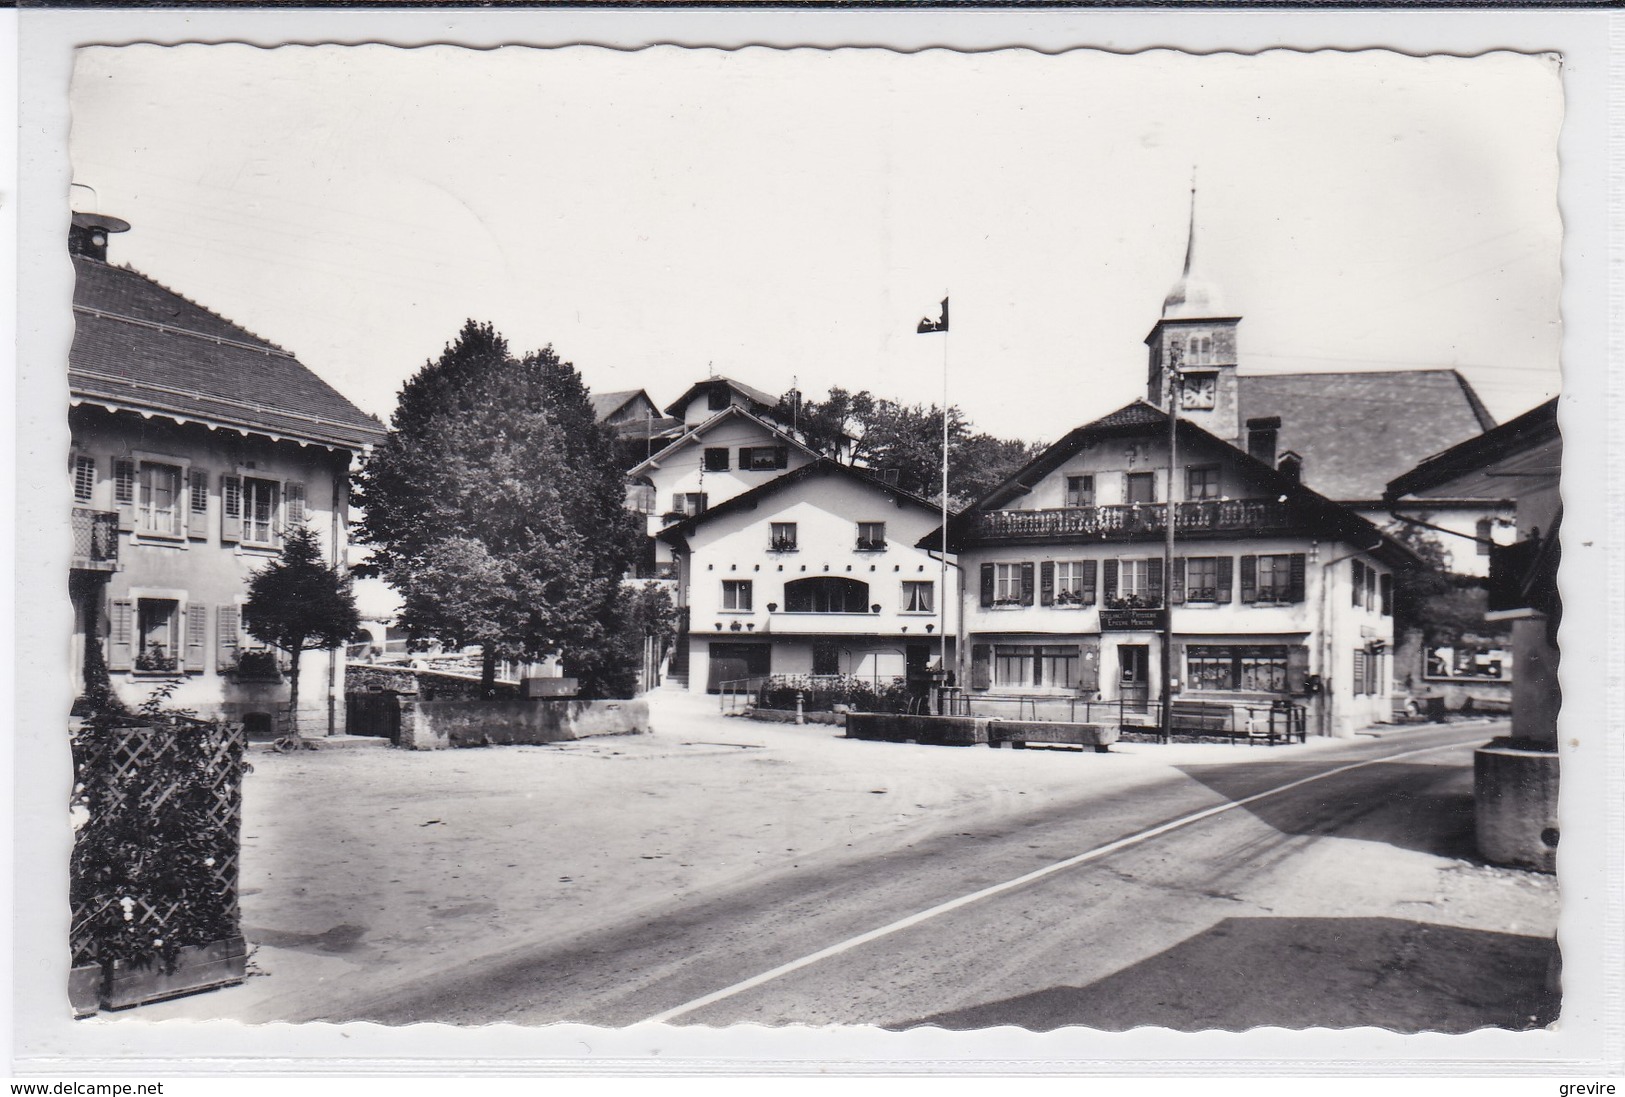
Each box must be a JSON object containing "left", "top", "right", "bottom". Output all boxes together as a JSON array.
[
  {"left": 1099, "top": 608, "right": 1165, "bottom": 631},
  {"left": 524, "top": 677, "right": 580, "bottom": 698}
]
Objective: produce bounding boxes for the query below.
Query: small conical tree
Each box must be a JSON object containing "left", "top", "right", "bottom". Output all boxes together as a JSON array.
[{"left": 244, "top": 525, "right": 361, "bottom": 737}]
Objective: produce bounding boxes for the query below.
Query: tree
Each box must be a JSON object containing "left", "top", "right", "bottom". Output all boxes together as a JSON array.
[
  {"left": 354, "top": 320, "right": 644, "bottom": 696},
  {"left": 779, "top": 386, "right": 1041, "bottom": 509},
  {"left": 1389, "top": 520, "right": 1508, "bottom": 651},
  {"left": 243, "top": 524, "right": 361, "bottom": 736}
]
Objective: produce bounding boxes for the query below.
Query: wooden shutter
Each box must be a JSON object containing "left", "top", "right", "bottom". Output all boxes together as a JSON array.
[
  {"left": 1351, "top": 560, "right": 1364, "bottom": 607},
  {"left": 113, "top": 459, "right": 136, "bottom": 530},
  {"left": 971, "top": 644, "right": 992, "bottom": 690},
  {"left": 1103, "top": 559, "right": 1119, "bottom": 603},
  {"left": 1352, "top": 650, "right": 1367, "bottom": 696},
  {"left": 1286, "top": 645, "right": 1310, "bottom": 693},
  {"left": 187, "top": 469, "right": 209, "bottom": 540},
  {"left": 980, "top": 563, "right": 995, "bottom": 607},
  {"left": 286, "top": 480, "right": 307, "bottom": 526},
  {"left": 1081, "top": 559, "right": 1098, "bottom": 606},
  {"left": 1239, "top": 555, "right": 1258, "bottom": 603},
  {"left": 1169, "top": 558, "right": 1186, "bottom": 605},
  {"left": 1020, "top": 562, "right": 1035, "bottom": 606},
  {"left": 1288, "top": 553, "right": 1307, "bottom": 603},
  {"left": 1077, "top": 641, "right": 1101, "bottom": 693},
  {"left": 1366, "top": 565, "right": 1377, "bottom": 610},
  {"left": 1147, "top": 557, "right": 1164, "bottom": 602},
  {"left": 184, "top": 604, "right": 208, "bottom": 673},
  {"left": 1380, "top": 572, "right": 1394, "bottom": 617},
  {"left": 671, "top": 493, "right": 684, "bottom": 515},
  {"left": 221, "top": 475, "right": 243, "bottom": 542},
  {"left": 1216, "top": 556, "right": 1234, "bottom": 603},
  {"left": 107, "top": 599, "right": 133, "bottom": 670},
  {"left": 1040, "top": 561, "right": 1055, "bottom": 606},
  {"left": 217, "top": 604, "right": 240, "bottom": 671}
]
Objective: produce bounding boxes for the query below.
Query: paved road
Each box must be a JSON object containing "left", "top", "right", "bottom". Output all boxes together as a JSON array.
[{"left": 324, "top": 721, "right": 1557, "bottom": 1031}]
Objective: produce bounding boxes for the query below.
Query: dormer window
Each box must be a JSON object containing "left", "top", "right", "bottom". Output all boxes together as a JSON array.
[
  {"left": 703, "top": 447, "right": 730, "bottom": 472},
  {"left": 707, "top": 386, "right": 730, "bottom": 411},
  {"left": 1065, "top": 475, "right": 1094, "bottom": 507}
]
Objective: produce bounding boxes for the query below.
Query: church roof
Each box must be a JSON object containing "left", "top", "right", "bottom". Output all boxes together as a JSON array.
[
  {"left": 1237, "top": 369, "right": 1496, "bottom": 502},
  {"left": 69, "top": 254, "right": 384, "bottom": 451}
]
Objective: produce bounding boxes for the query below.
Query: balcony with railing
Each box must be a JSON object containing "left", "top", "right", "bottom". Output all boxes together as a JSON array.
[
  {"left": 71, "top": 508, "right": 120, "bottom": 571},
  {"left": 967, "top": 498, "right": 1297, "bottom": 544}
]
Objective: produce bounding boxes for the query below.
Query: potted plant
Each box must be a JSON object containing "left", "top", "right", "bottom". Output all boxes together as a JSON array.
[
  {"left": 133, "top": 643, "right": 177, "bottom": 674},
  {"left": 232, "top": 648, "right": 282, "bottom": 681}
]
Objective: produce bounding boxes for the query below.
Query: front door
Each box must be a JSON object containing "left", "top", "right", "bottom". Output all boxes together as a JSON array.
[{"left": 1119, "top": 643, "right": 1151, "bottom": 712}]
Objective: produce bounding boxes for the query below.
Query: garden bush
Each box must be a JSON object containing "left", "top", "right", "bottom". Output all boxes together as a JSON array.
[{"left": 757, "top": 674, "right": 915, "bottom": 714}]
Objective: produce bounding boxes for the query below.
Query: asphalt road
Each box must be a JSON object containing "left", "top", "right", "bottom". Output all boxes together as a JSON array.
[{"left": 326, "top": 721, "right": 1558, "bottom": 1031}]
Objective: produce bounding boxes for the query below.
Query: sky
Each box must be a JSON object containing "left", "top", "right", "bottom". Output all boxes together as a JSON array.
[{"left": 68, "top": 44, "right": 1563, "bottom": 444}]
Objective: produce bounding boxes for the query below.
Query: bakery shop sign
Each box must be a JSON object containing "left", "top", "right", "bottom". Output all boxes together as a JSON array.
[{"left": 1099, "top": 608, "right": 1165, "bottom": 631}]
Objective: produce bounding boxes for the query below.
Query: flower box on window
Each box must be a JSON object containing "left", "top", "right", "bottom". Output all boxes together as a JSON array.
[
  {"left": 1054, "top": 590, "right": 1091, "bottom": 607},
  {"left": 133, "top": 645, "right": 178, "bottom": 674},
  {"left": 769, "top": 537, "right": 799, "bottom": 553},
  {"left": 855, "top": 539, "right": 888, "bottom": 552},
  {"left": 1104, "top": 594, "right": 1162, "bottom": 610},
  {"left": 231, "top": 649, "right": 283, "bottom": 682}
]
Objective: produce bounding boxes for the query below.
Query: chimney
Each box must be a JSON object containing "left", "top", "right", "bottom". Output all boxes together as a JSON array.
[
  {"left": 69, "top": 212, "right": 130, "bottom": 262},
  {"left": 1246, "top": 416, "right": 1280, "bottom": 466}
]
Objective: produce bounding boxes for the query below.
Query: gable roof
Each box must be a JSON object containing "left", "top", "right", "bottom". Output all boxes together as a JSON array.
[
  {"left": 70, "top": 255, "right": 385, "bottom": 451},
  {"left": 663, "top": 375, "right": 783, "bottom": 418},
  {"left": 933, "top": 399, "right": 1418, "bottom": 568},
  {"left": 590, "top": 388, "right": 653, "bottom": 421},
  {"left": 1386, "top": 397, "right": 1559, "bottom": 501},
  {"left": 626, "top": 404, "right": 819, "bottom": 477},
  {"left": 1236, "top": 369, "right": 1496, "bottom": 501},
  {"left": 656, "top": 457, "right": 944, "bottom": 546}
]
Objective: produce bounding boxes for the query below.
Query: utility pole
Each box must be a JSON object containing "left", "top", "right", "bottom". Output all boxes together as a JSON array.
[{"left": 1160, "top": 345, "right": 1182, "bottom": 743}]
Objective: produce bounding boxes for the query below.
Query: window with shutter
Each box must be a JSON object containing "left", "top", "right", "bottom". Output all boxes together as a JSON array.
[
  {"left": 1081, "top": 559, "right": 1098, "bottom": 606},
  {"left": 1366, "top": 564, "right": 1377, "bottom": 610},
  {"left": 980, "top": 563, "right": 995, "bottom": 607},
  {"left": 1216, "top": 556, "right": 1234, "bottom": 603},
  {"left": 108, "top": 598, "right": 134, "bottom": 670},
  {"left": 1146, "top": 557, "right": 1163, "bottom": 604},
  {"left": 971, "top": 644, "right": 992, "bottom": 690},
  {"left": 113, "top": 459, "right": 136, "bottom": 529},
  {"left": 1352, "top": 560, "right": 1365, "bottom": 607},
  {"left": 1102, "top": 558, "right": 1119, "bottom": 603},
  {"left": 1288, "top": 553, "right": 1307, "bottom": 603},
  {"left": 185, "top": 604, "right": 208, "bottom": 673},
  {"left": 1020, "top": 562, "right": 1035, "bottom": 606},
  {"left": 1352, "top": 650, "right": 1368, "bottom": 696},
  {"left": 1380, "top": 572, "right": 1393, "bottom": 617},
  {"left": 187, "top": 469, "right": 209, "bottom": 540},
  {"left": 1239, "top": 555, "right": 1258, "bottom": 603},
  {"left": 286, "top": 481, "right": 307, "bottom": 526},
  {"left": 703, "top": 447, "right": 729, "bottom": 472},
  {"left": 73, "top": 455, "right": 97, "bottom": 503},
  {"left": 1039, "top": 561, "right": 1055, "bottom": 606},
  {"left": 217, "top": 604, "right": 241, "bottom": 672},
  {"left": 221, "top": 474, "right": 243, "bottom": 542}
]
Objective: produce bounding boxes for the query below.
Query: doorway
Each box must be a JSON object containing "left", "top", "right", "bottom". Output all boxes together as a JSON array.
[{"left": 1119, "top": 643, "right": 1151, "bottom": 713}]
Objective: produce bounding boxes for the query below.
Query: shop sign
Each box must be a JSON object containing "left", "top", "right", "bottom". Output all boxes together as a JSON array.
[{"left": 1099, "top": 608, "right": 1165, "bottom": 631}]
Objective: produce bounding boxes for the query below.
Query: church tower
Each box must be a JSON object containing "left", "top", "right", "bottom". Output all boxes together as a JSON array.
[{"left": 1145, "top": 184, "right": 1241, "bottom": 442}]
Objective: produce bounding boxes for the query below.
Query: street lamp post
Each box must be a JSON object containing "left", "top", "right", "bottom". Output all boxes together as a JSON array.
[{"left": 1161, "top": 349, "right": 1183, "bottom": 744}]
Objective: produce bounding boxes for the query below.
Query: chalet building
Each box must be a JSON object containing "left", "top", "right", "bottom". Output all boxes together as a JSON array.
[
  {"left": 592, "top": 387, "right": 684, "bottom": 471},
  {"left": 1143, "top": 202, "right": 1511, "bottom": 577},
  {"left": 658, "top": 459, "right": 957, "bottom": 694},
  {"left": 1387, "top": 398, "right": 1561, "bottom": 870},
  {"left": 934, "top": 400, "right": 1415, "bottom": 737},
  {"left": 625, "top": 394, "right": 824, "bottom": 580},
  {"left": 68, "top": 212, "right": 384, "bottom": 735}
]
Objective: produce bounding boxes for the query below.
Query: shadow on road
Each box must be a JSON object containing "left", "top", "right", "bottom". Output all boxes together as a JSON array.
[
  {"left": 895, "top": 915, "right": 1558, "bottom": 1033},
  {"left": 1175, "top": 760, "right": 1479, "bottom": 861}
]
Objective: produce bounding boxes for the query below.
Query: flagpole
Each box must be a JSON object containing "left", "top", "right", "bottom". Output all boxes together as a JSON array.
[{"left": 940, "top": 303, "right": 950, "bottom": 703}]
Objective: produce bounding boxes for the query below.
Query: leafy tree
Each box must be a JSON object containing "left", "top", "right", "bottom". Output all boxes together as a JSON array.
[
  {"left": 1389, "top": 520, "right": 1507, "bottom": 647},
  {"left": 243, "top": 524, "right": 361, "bottom": 736},
  {"left": 354, "top": 320, "right": 644, "bottom": 696},
  {"left": 779, "top": 386, "right": 1041, "bottom": 508}
]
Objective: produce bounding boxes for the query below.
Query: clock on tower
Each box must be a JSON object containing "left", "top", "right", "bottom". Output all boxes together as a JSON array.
[{"left": 1180, "top": 371, "right": 1218, "bottom": 410}]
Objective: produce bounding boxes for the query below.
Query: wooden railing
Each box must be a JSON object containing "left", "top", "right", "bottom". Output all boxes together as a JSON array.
[{"left": 968, "top": 499, "right": 1296, "bottom": 542}]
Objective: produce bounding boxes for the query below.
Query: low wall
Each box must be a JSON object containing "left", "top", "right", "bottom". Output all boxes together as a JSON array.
[
  {"left": 743, "top": 708, "right": 846, "bottom": 726},
  {"left": 988, "top": 720, "right": 1118, "bottom": 750},
  {"left": 399, "top": 698, "right": 649, "bottom": 750}
]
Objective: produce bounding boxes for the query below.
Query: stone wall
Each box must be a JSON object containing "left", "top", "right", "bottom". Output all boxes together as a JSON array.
[{"left": 397, "top": 697, "right": 648, "bottom": 750}]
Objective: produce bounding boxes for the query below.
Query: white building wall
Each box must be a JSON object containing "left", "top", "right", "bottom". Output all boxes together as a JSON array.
[{"left": 679, "top": 472, "right": 957, "bottom": 692}]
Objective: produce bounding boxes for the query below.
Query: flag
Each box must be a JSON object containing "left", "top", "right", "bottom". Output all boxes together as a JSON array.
[{"left": 916, "top": 297, "right": 949, "bottom": 334}]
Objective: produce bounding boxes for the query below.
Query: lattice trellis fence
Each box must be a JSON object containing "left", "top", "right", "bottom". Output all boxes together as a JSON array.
[{"left": 70, "top": 716, "right": 245, "bottom": 974}]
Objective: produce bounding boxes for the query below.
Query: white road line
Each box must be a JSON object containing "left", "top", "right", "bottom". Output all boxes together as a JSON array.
[{"left": 639, "top": 737, "right": 1470, "bottom": 1025}]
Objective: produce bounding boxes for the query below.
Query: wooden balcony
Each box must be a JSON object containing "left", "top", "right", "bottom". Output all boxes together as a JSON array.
[
  {"left": 967, "top": 499, "right": 1296, "bottom": 544},
  {"left": 71, "top": 508, "right": 120, "bottom": 571}
]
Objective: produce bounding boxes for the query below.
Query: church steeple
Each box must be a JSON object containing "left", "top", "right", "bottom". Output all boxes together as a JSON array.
[{"left": 1145, "top": 175, "right": 1242, "bottom": 442}]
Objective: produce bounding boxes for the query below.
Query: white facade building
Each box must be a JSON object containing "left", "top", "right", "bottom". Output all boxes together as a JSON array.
[{"left": 660, "top": 459, "right": 958, "bottom": 695}]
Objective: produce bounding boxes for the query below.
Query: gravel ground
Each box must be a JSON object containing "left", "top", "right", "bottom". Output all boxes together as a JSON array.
[{"left": 116, "top": 691, "right": 1555, "bottom": 1025}]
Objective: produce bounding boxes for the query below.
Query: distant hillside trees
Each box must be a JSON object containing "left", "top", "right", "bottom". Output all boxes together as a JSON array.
[
  {"left": 777, "top": 386, "right": 1041, "bottom": 509},
  {"left": 355, "top": 320, "right": 645, "bottom": 697}
]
